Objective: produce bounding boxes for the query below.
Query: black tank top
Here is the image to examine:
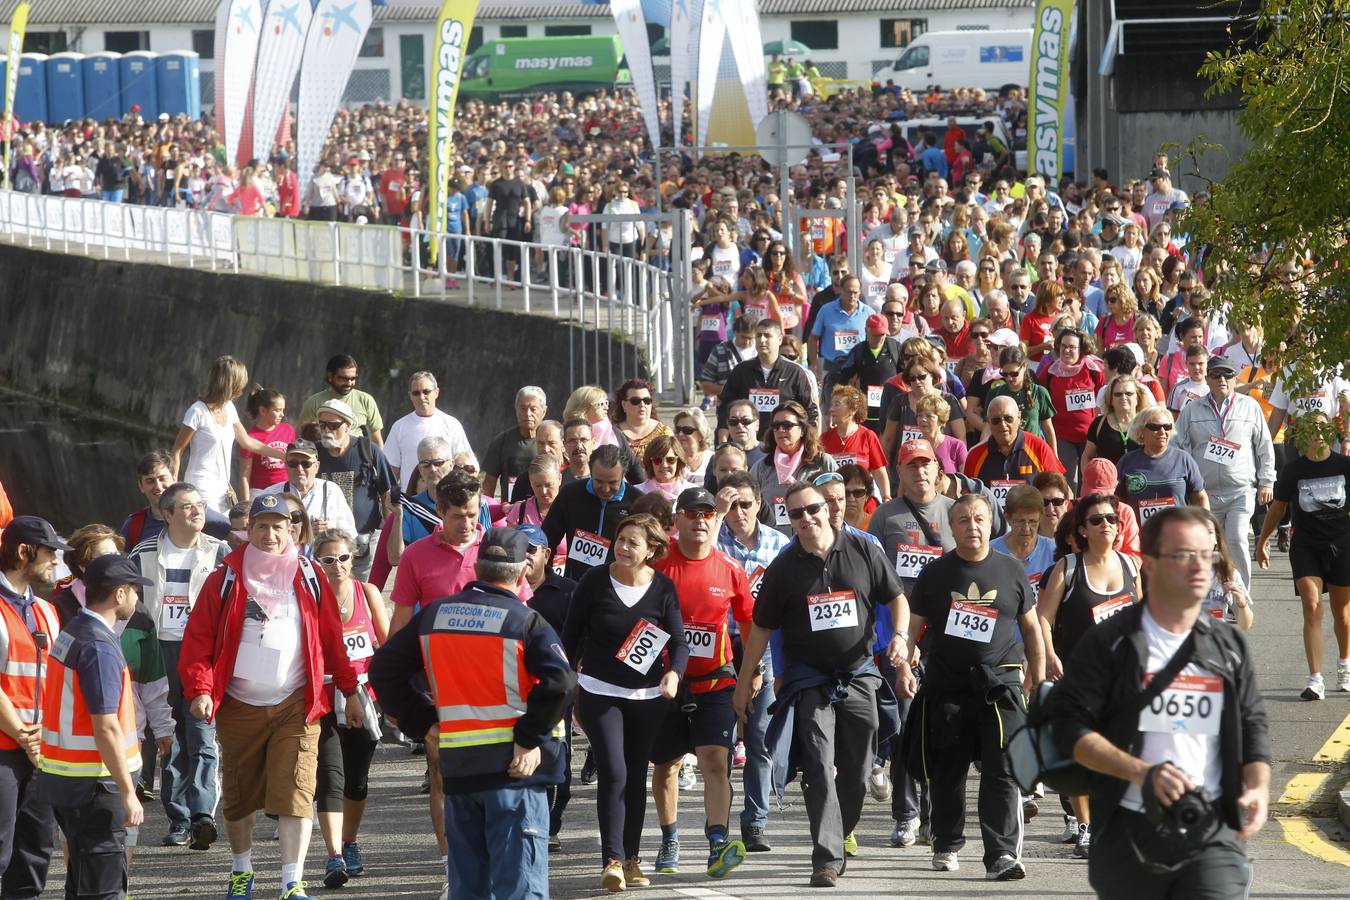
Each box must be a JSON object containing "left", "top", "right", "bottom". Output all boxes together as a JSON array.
[{"left": 1053, "top": 550, "right": 1139, "bottom": 657}]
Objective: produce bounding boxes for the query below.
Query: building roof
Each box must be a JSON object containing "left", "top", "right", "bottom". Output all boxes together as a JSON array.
[{"left": 0, "top": 0, "right": 1032, "bottom": 26}]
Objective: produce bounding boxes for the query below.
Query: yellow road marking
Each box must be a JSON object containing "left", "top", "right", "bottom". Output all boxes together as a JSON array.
[
  {"left": 1279, "top": 772, "right": 1332, "bottom": 805},
  {"left": 1313, "top": 709, "right": 1350, "bottom": 763},
  {"left": 1278, "top": 818, "right": 1350, "bottom": 868}
]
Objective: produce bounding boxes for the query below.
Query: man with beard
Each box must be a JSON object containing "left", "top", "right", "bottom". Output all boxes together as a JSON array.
[{"left": 300, "top": 354, "right": 386, "bottom": 447}]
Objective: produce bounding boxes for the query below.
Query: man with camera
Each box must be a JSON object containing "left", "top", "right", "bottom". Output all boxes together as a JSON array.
[{"left": 1049, "top": 506, "right": 1270, "bottom": 898}]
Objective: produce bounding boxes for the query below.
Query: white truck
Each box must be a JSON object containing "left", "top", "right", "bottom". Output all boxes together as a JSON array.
[{"left": 887, "top": 29, "right": 1032, "bottom": 93}]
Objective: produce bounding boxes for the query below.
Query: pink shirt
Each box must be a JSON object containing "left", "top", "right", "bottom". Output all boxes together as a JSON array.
[{"left": 391, "top": 524, "right": 531, "bottom": 609}]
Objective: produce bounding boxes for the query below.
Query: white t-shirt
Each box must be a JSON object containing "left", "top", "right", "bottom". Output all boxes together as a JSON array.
[
  {"left": 888, "top": 244, "right": 938, "bottom": 280},
  {"left": 539, "top": 204, "right": 569, "bottom": 247},
  {"left": 259, "top": 480, "right": 356, "bottom": 540},
  {"left": 1269, "top": 373, "right": 1350, "bottom": 417},
  {"left": 858, "top": 265, "right": 890, "bottom": 311},
  {"left": 707, "top": 244, "right": 741, "bottom": 286},
  {"left": 182, "top": 400, "right": 240, "bottom": 512},
  {"left": 1119, "top": 608, "right": 1223, "bottom": 811},
  {"left": 156, "top": 542, "right": 195, "bottom": 641},
  {"left": 383, "top": 410, "right": 472, "bottom": 491},
  {"left": 227, "top": 588, "right": 307, "bottom": 707}
]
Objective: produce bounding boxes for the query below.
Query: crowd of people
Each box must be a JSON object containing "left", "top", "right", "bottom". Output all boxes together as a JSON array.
[{"left": 0, "top": 77, "right": 1333, "bottom": 900}]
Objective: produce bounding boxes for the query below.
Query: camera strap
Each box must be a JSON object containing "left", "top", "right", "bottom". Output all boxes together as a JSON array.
[{"left": 1125, "top": 630, "right": 1198, "bottom": 727}]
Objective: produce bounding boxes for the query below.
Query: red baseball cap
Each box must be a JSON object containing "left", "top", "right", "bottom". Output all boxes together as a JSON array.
[
  {"left": 898, "top": 438, "right": 936, "bottom": 466},
  {"left": 866, "top": 313, "right": 888, "bottom": 334}
]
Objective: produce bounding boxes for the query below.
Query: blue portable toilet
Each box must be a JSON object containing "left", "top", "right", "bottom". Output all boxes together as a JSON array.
[
  {"left": 83, "top": 52, "right": 122, "bottom": 121},
  {"left": 14, "top": 53, "right": 48, "bottom": 123},
  {"left": 156, "top": 51, "right": 201, "bottom": 119},
  {"left": 45, "top": 53, "right": 85, "bottom": 124},
  {"left": 119, "top": 51, "right": 159, "bottom": 119}
]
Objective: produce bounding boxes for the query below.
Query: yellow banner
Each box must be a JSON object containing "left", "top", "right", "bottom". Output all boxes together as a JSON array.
[
  {"left": 427, "top": 0, "right": 479, "bottom": 264},
  {"left": 4, "top": 1, "right": 29, "bottom": 190},
  {"left": 1028, "top": 0, "right": 1073, "bottom": 180}
]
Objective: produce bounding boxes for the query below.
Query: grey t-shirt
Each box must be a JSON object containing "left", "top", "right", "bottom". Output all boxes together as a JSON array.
[{"left": 867, "top": 493, "right": 956, "bottom": 592}]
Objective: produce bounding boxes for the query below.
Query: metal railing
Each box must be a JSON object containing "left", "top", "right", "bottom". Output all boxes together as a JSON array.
[{"left": 0, "top": 190, "right": 696, "bottom": 400}]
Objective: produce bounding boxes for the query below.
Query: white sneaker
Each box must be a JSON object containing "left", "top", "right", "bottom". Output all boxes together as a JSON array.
[
  {"left": 678, "top": 760, "right": 697, "bottom": 790},
  {"left": 986, "top": 853, "right": 1025, "bottom": 881},
  {"left": 1061, "top": 815, "right": 1079, "bottom": 843},
  {"left": 1302, "top": 674, "right": 1326, "bottom": 701},
  {"left": 868, "top": 764, "right": 892, "bottom": 802},
  {"left": 889, "top": 817, "right": 918, "bottom": 848},
  {"left": 1338, "top": 663, "right": 1350, "bottom": 692},
  {"left": 932, "top": 850, "right": 959, "bottom": 871},
  {"left": 1073, "top": 822, "right": 1091, "bottom": 859}
]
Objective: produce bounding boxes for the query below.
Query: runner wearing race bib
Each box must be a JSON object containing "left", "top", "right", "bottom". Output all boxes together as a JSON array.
[{"left": 1116, "top": 408, "right": 1208, "bottom": 522}]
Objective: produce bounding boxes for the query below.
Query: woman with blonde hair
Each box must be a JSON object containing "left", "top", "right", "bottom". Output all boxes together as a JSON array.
[
  {"left": 637, "top": 434, "right": 689, "bottom": 502},
  {"left": 1082, "top": 373, "right": 1153, "bottom": 468},
  {"left": 1131, "top": 266, "right": 1165, "bottom": 320},
  {"left": 671, "top": 408, "right": 713, "bottom": 485},
  {"left": 171, "top": 355, "right": 285, "bottom": 512},
  {"left": 565, "top": 384, "right": 617, "bottom": 446}
]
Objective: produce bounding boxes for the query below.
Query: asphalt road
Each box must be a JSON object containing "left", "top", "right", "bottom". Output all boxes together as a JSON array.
[{"left": 47, "top": 546, "right": 1350, "bottom": 898}]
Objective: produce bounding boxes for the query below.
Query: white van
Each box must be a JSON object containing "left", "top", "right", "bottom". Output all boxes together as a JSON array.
[{"left": 887, "top": 30, "right": 1031, "bottom": 92}]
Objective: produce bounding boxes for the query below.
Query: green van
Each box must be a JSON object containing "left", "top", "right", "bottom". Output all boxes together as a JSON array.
[{"left": 459, "top": 36, "right": 632, "bottom": 98}]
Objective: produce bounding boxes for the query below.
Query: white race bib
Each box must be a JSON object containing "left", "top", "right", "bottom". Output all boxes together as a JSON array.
[
  {"left": 743, "top": 302, "right": 768, "bottom": 324},
  {"left": 1138, "top": 673, "right": 1223, "bottom": 736},
  {"left": 749, "top": 388, "right": 780, "bottom": 413},
  {"left": 773, "top": 499, "right": 790, "bottom": 525},
  {"left": 902, "top": 427, "right": 923, "bottom": 443},
  {"left": 1137, "top": 497, "right": 1176, "bottom": 522},
  {"left": 895, "top": 543, "right": 941, "bottom": 579},
  {"left": 867, "top": 385, "right": 883, "bottom": 408},
  {"left": 550, "top": 552, "right": 567, "bottom": 577},
  {"left": 807, "top": 590, "right": 859, "bottom": 631},
  {"left": 991, "top": 480, "right": 1020, "bottom": 508},
  {"left": 700, "top": 315, "right": 721, "bottom": 333},
  {"left": 1203, "top": 436, "right": 1240, "bottom": 467},
  {"left": 834, "top": 330, "right": 861, "bottom": 353},
  {"left": 1295, "top": 391, "right": 1328, "bottom": 415},
  {"left": 568, "top": 529, "right": 610, "bottom": 568},
  {"left": 747, "top": 566, "right": 766, "bottom": 601},
  {"left": 344, "top": 627, "right": 374, "bottom": 661},
  {"left": 685, "top": 624, "right": 718, "bottom": 660},
  {"left": 158, "top": 595, "right": 190, "bottom": 640},
  {"left": 1064, "top": 389, "right": 1096, "bottom": 412},
  {"left": 615, "top": 618, "right": 671, "bottom": 675},
  {"left": 1091, "top": 593, "right": 1134, "bottom": 625},
  {"left": 833, "top": 454, "right": 858, "bottom": 468},
  {"left": 944, "top": 600, "right": 996, "bottom": 643}
]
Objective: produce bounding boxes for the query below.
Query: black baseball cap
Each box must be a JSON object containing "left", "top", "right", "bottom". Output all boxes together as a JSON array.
[
  {"left": 1, "top": 516, "right": 72, "bottom": 552},
  {"left": 480, "top": 527, "right": 529, "bottom": 564},
  {"left": 83, "top": 554, "right": 151, "bottom": 593},
  {"left": 675, "top": 487, "right": 717, "bottom": 512},
  {"left": 1206, "top": 357, "right": 1237, "bottom": 376}
]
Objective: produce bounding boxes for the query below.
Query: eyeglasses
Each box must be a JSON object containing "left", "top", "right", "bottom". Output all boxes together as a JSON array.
[
  {"left": 727, "top": 417, "right": 756, "bottom": 427},
  {"left": 771, "top": 421, "right": 801, "bottom": 431},
  {"left": 1153, "top": 549, "right": 1216, "bottom": 565},
  {"left": 990, "top": 415, "right": 1018, "bottom": 425},
  {"left": 317, "top": 419, "right": 346, "bottom": 431},
  {"left": 1043, "top": 496, "right": 1068, "bottom": 508},
  {"left": 907, "top": 371, "right": 932, "bottom": 382},
  {"left": 728, "top": 499, "right": 756, "bottom": 511},
  {"left": 1086, "top": 513, "right": 1120, "bottom": 526},
  {"left": 970, "top": 331, "right": 990, "bottom": 341},
  {"left": 1144, "top": 422, "right": 1174, "bottom": 432},
  {"left": 419, "top": 458, "right": 449, "bottom": 468},
  {"left": 285, "top": 459, "right": 317, "bottom": 469},
  {"left": 625, "top": 396, "right": 653, "bottom": 406},
  {"left": 453, "top": 464, "right": 478, "bottom": 474},
  {"left": 883, "top": 309, "right": 906, "bottom": 317},
  {"left": 1001, "top": 369, "right": 1023, "bottom": 379},
  {"left": 315, "top": 553, "right": 353, "bottom": 565},
  {"left": 845, "top": 488, "right": 870, "bottom": 499},
  {"left": 591, "top": 400, "right": 610, "bottom": 409},
  {"left": 673, "top": 425, "right": 700, "bottom": 436},
  {"left": 680, "top": 509, "right": 717, "bottom": 521},
  {"left": 1206, "top": 372, "right": 1237, "bottom": 380},
  {"left": 787, "top": 501, "right": 826, "bottom": 520},
  {"left": 769, "top": 250, "right": 786, "bottom": 256}
]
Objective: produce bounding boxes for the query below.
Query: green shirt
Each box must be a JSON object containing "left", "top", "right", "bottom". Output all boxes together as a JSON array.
[
  {"left": 787, "top": 61, "right": 804, "bottom": 79},
  {"left": 985, "top": 380, "right": 1058, "bottom": 439},
  {"left": 300, "top": 388, "right": 385, "bottom": 438},
  {"left": 768, "top": 60, "right": 787, "bottom": 85}
]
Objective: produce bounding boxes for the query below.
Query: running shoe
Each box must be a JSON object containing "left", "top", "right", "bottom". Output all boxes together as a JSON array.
[
  {"left": 279, "top": 881, "right": 312, "bottom": 899},
  {"left": 623, "top": 856, "right": 650, "bottom": 886},
  {"left": 889, "top": 817, "right": 917, "bottom": 848},
  {"left": 1303, "top": 674, "right": 1326, "bottom": 701},
  {"left": 931, "top": 851, "right": 959, "bottom": 871},
  {"left": 163, "top": 827, "right": 189, "bottom": 847},
  {"left": 741, "top": 825, "right": 772, "bottom": 852},
  {"left": 548, "top": 835, "right": 562, "bottom": 852},
  {"left": 1073, "top": 823, "right": 1091, "bottom": 859},
  {"left": 1339, "top": 662, "right": 1350, "bottom": 692},
  {"left": 868, "top": 765, "right": 892, "bottom": 802},
  {"left": 733, "top": 741, "right": 747, "bottom": 766},
  {"left": 190, "top": 816, "right": 218, "bottom": 851},
  {"left": 679, "top": 759, "right": 697, "bottom": 790},
  {"left": 986, "top": 854, "right": 1025, "bottom": 881},
  {"left": 322, "top": 856, "right": 348, "bottom": 888},
  {"left": 226, "top": 871, "right": 254, "bottom": 899},
  {"left": 809, "top": 867, "right": 839, "bottom": 887},
  {"left": 655, "top": 837, "right": 680, "bottom": 873},
  {"left": 843, "top": 832, "right": 858, "bottom": 857},
  {"left": 600, "top": 859, "right": 625, "bottom": 893},
  {"left": 341, "top": 842, "right": 364, "bottom": 877},
  {"left": 706, "top": 839, "right": 746, "bottom": 879},
  {"left": 580, "top": 751, "right": 598, "bottom": 785},
  {"left": 918, "top": 820, "right": 932, "bottom": 845},
  {"left": 1277, "top": 526, "right": 1290, "bottom": 552},
  {"left": 1061, "top": 815, "right": 1079, "bottom": 843},
  {"left": 1022, "top": 796, "right": 1039, "bottom": 822}
]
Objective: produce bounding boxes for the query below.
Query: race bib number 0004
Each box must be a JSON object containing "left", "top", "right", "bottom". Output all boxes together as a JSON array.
[{"left": 568, "top": 530, "right": 611, "bottom": 568}]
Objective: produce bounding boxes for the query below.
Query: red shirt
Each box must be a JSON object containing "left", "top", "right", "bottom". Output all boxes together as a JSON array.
[
  {"left": 653, "top": 541, "right": 754, "bottom": 693},
  {"left": 1045, "top": 365, "right": 1105, "bottom": 444},
  {"left": 941, "top": 320, "right": 972, "bottom": 359},
  {"left": 277, "top": 169, "right": 301, "bottom": 217},
  {"left": 378, "top": 168, "right": 407, "bottom": 216},
  {"left": 1020, "top": 312, "right": 1057, "bottom": 361},
  {"left": 392, "top": 526, "right": 534, "bottom": 610},
  {"left": 821, "top": 425, "right": 887, "bottom": 472},
  {"left": 241, "top": 422, "right": 297, "bottom": 489}
]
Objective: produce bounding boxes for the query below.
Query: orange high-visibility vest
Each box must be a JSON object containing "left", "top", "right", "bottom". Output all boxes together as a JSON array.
[
  {"left": 0, "top": 597, "right": 60, "bottom": 751},
  {"left": 422, "top": 626, "right": 536, "bottom": 752},
  {"left": 37, "top": 623, "right": 140, "bottom": 779}
]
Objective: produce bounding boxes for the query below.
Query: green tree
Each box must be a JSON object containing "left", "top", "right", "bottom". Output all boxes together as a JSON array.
[{"left": 1181, "top": 0, "right": 1350, "bottom": 430}]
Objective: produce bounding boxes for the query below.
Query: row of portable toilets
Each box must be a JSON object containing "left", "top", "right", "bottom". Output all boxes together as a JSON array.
[{"left": 1, "top": 50, "right": 202, "bottom": 125}]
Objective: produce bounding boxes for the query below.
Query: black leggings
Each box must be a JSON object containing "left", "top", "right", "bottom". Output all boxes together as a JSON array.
[
  {"left": 576, "top": 690, "right": 669, "bottom": 865},
  {"left": 315, "top": 713, "right": 380, "bottom": 813}
]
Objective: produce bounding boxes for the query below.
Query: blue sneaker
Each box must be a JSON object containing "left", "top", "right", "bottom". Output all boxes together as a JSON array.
[
  {"left": 279, "top": 882, "right": 312, "bottom": 899},
  {"left": 226, "top": 871, "right": 253, "bottom": 898},
  {"left": 341, "top": 841, "right": 364, "bottom": 877},
  {"left": 323, "top": 855, "right": 349, "bottom": 888},
  {"left": 706, "top": 839, "right": 746, "bottom": 879},
  {"left": 654, "top": 836, "right": 680, "bottom": 873}
]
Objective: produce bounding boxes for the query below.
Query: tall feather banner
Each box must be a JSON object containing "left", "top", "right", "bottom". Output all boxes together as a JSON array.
[
  {"left": 250, "top": 0, "right": 313, "bottom": 163},
  {"left": 295, "top": 0, "right": 373, "bottom": 196},
  {"left": 610, "top": 0, "right": 661, "bottom": 154}
]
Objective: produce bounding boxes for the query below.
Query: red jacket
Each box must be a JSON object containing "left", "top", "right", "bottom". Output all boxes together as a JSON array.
[{"left": 179, "top": 544, "right": 359, "bottom": 724}]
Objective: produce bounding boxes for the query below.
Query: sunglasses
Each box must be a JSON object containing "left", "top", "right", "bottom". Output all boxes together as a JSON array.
[
  {"left": 1144, "top": 422, "right": 1174, "bottom": 432},
  {"left": 625, "top": 396, "right": 653, "bottom": 406},
  {"left": 989, "top": 415, "right": 1018, "bottom": 425},
  {"left": 727, "top": 417, "right": 756, "bottom": 427},
  {"left": 655, "top": 456, "right": 680, "bottom": 466},
  {"left": 771, "top": 421, "right": 801, "bottom": 431},
  {"left": 845, "top": 488, "right": 869, "bottom": 499},
  {"left": 970, "top": 332, "right": 991, "bottom": 340},
  {"left": 1000, "top": 369, "right": 1023, "bottom": 379},
  {"left": 316, "top": 419, "right": 346, "bottom": 431},
  {"left": 315, "top": 553, "right": 353, "bottom": 565},
  {"left": 287, "top": 511, "right": 305, "bottom": 525},
  {"left": 728, "top": 499, "right": 755, "bottom": 511},
  {"left": 419, "top": 458, "right": 449, "bottom": 468},
  {"left": 1044, "top": 496, "right": 1068, "bottom": 508},
  {"left": 680, "top": 509, "right": 717, "bottom": 521},
  {"left": 1086, "top": 513, "right": 1120, "bottom": 526},
  {"left": 285, "top": 459, "right": 316, "bottom": 469},
  {"left": 1206, "top": 372, "right": 1236, "bottom": 380},
  {"left": 453, "top": 464, "right": 478, "bottom": 474},
  {"left": 673, "top": 425, "right": 700, "bottom": 436},
  {"left": 787, "top": 501, "right": 826, "bottom": 520}
]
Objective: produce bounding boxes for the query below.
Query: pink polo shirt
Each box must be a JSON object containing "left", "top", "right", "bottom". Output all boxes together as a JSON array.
[{"left": 391, "top": 524, "right": 531, "bottom": 609}]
